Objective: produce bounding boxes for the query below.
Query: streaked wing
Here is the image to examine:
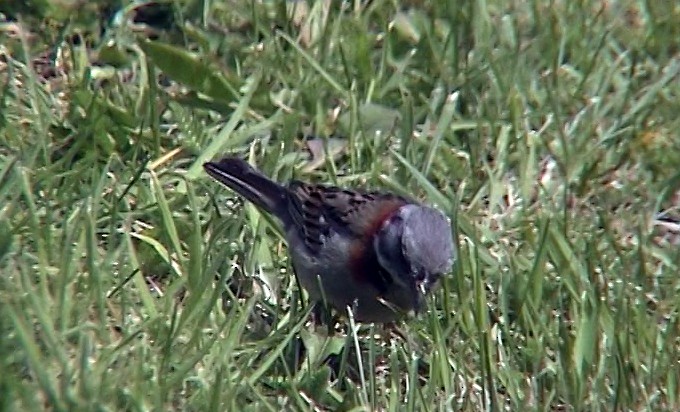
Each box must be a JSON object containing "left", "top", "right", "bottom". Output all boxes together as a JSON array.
[{"left": 286, "top": 181, "right": 409, "bottom": 252}]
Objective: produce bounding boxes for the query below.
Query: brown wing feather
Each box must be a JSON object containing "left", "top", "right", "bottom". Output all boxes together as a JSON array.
[{"left": 286, "top": 181, "right": 409, "bottom": 252}]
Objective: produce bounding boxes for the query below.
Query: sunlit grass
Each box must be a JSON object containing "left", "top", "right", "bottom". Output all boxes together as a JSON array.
[{"left": 1, "top": 0, "right": 679, "bottom": 410}]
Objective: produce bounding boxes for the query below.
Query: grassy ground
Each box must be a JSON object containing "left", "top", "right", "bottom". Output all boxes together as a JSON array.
[{"left": 1, "top": 1, "right": 680, "bottom": 410}]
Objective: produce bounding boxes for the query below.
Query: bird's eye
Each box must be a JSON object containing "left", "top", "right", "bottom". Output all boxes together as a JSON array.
[{"left": 414, "top": 269, "right": 426, "bottom": 282}]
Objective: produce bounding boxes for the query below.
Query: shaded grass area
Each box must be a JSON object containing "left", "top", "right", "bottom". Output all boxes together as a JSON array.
[{"left": 1, "top": 1, "right": 679, "bottom": 410}]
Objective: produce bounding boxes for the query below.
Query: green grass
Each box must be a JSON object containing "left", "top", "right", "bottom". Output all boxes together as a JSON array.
[{"left": 1, "top": 0, "right": 680, "bottom": 410}]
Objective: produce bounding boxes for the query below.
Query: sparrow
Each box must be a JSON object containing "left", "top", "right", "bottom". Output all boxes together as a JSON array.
[{"left": 204, "top": 157, "right": 456, "bottom": 323}]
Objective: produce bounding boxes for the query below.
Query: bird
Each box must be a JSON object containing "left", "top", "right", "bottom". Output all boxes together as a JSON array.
[{"left": 204, "top": 157, "right": 456, "bottom": 323}]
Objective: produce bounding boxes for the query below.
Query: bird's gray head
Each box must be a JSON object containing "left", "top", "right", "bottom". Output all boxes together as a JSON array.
[{"left": 373, "top": 204, "right": 456, "bottom": 294}]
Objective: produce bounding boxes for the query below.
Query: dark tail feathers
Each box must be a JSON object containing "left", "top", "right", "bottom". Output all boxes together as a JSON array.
[{"left": 204, "top": 158, "right": 289, "bottom": 220}]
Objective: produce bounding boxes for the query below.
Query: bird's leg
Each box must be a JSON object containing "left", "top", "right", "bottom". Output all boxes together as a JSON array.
[{"left": 310, "top": 301, "right": 336, "bottom": 335}]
